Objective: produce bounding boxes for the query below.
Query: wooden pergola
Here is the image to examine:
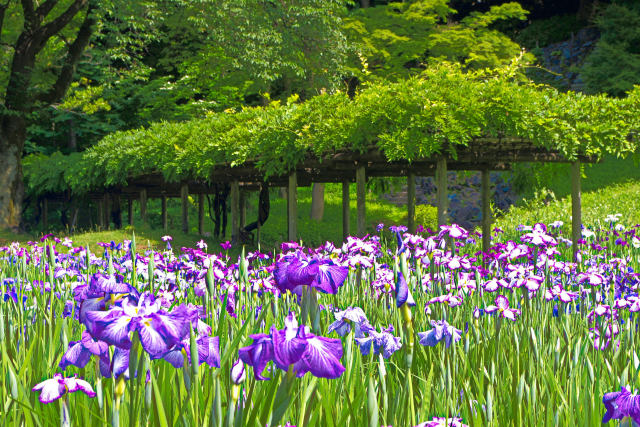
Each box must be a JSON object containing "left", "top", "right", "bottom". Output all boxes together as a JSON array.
[{"left": 41, "top": 138, "right": 594, "bottom": 257}]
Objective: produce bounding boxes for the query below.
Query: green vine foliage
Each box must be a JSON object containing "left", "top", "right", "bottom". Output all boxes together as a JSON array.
[{"left": 23, "top": 60, "right": 640, "bottom": 196}]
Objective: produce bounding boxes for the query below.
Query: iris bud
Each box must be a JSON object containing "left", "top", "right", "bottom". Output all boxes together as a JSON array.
[{"left": 231, "top": 359, "right": 246, "bottom": 385}]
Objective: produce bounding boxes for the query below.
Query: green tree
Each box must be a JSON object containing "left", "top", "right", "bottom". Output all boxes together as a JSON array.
[
  {"left": 0, "top": 0, "right": 170, "bottom": 230},
  {"left": 582, "top": 2, "right": 640, "bottom": 97},
  {"left": 343, "top": 0, "right": 530, "bottom": 81}
]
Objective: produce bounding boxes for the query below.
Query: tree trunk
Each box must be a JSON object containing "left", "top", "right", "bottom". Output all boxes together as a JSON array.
[
  {"left": 359, "top": 0, "right": 370, "bottom": 7},
  {"left": 0, "top": 116, "right": 26, "bottom": 231},
  {"left": 310, "top": 183, "right": 325, "bottom": 221},
  {"left": 68, "top": 118, "right": 77, "bottom": 150}
]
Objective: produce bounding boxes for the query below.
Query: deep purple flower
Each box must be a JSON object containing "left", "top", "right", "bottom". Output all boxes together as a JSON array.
[
  {"left": 32, "top": 374, "right": 96, "bottom": 404},
  {"left": 395, "top": 271, "right": 415, "bottom": 307},
  {"left": 292, "top": 327, "right": 345, "bottom": 379},
  {"left": 602, "top": 387, "right": 640, "bottom": 424},
  {"left": 418, "top": 320, "right": 462, "bottom": 348},
  {"left": 271, "top": 314, "right": 308, "bottom": 370},
  {"left": 274, "top": 256, "right": 348, "bottom": 295},
  {"left": 238, "top": 333, "right": 275, "bottom": 380},
  {"left": 221, "top": 241, "right": 232, "bottom": 250},
  {"left": 86, "top": 294, "right": 189, "bottom": 356},
  {"left": 59, "top": 330, "right": 111, "bottom": 377},
  {"left": 238, "top": 313, "right": 344, "bottom": 380}
]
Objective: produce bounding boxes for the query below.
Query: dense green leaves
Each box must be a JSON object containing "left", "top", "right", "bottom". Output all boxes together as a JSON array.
[{"left": 23, "top": 60, "right": 640, "bottom": 196}]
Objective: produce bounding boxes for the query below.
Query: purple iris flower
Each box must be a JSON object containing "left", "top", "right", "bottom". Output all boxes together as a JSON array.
[
  {"left": 274, "top": 256, "right": 348, "bottom": 295},
  {"left": 112, "top": 347, "right": 132, "bottom": 378},
  {"left": 32, "top": 374, "right": 96, "bottom": 404},
  {"left": 292, "top": 327, "right": 345, "bottom": 379},
  {"left": 395, "top": 271, "right": 415, "bottom": 307},
  {"left": 485, "top": 295, "right": 521, "bottom": 321},
  {"left": 159, "top": 335, "right": 220, "bottom": 369},
  {"left": 238, "top": 312, "right": 344, "bottom": 380},
  {"left": 328, "top": 307, "right": 369, "bottom": 337},
  {"left": 389, "top": 225, "right": 408, "bottom": 234},
  {"left": 59, "top": 330, "right": 111, "bottom": 377},
  {"left": 355, "top": 325, "right": 402, "bottom": 359},
  {"left": 418, "top": 417, "right": 468, "bottom": 426},
  {"left": 418, "top": 320, "right": 462, "bottom": 348},
  {"left": 602, "top": 387, "right": 640, "bottom": 424},
  {"left": 85, "top": 293, "right": 190, "bottom": 356},
  {"left": 238, "top": 333, "right": 274, "bottom": 380}
]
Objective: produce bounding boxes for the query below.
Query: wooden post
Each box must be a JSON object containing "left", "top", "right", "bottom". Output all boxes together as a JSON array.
[
  {"left": 571, "top": 161, "right": 582, "bottom": 260},
  {"left": 181, "top": 184, "right": 189, "bottom": 234},
  {"left": 356, "top": 164, "right": 366, "bottom": 236},
  {"left": 231, "top": 181, "right": 240, "bottom": 242},
  {"left": 239, "top": 191, "right": 246, "bottom": 229},
  {"left": 98, "top": 199, "right": 105, "bottom": 229},
  {"left": 42, "top": 198, "right": 48, "bottom": 229},
  {"left": 128, "top": 198, "right": 134, "bottom": 226},
  {"left": 161, "top": 195, "right": 168, "bottom": 232},
  {"left": 112, "top": 193, "right": 122, "bottom": 229},
  {"left": 407, "top": 172, "right": 416, "bottom": 233},
  {"left": 139, "top": 189, "right": 148, "bottom": 224},
  {"left": 198, "top": 193, "right": 205, "bottom": 235},
  {"left": 481, "top": 169, "right": 492, "bottom": 253},
  {"left": 436, "top": 157, "right": 448, "bottom": 226},
  {"left": 287, "top": 172, "right": 297, "bottom": 242},
  {"left": 342, "top": 180, "right": 350, "bottom": 241},
  {"left": 104, "top": 193, "right": 111, "bottom": 229}
]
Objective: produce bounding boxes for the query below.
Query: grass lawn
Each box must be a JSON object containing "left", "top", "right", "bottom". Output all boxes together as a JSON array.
[{"left": 2, "top": 158, "right": 638, "bottom": 252}]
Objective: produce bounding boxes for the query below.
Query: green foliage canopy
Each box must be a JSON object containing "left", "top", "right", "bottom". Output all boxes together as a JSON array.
[{"left": 24, "top": 61, "right": 640, "bottom": 196}]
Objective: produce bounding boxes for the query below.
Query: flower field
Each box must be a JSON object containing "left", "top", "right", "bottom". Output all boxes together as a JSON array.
[{"left": 1, "top": 220, "right": 639, "bottom": 426}]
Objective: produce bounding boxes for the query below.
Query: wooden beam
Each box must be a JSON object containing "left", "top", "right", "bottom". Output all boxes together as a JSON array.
[
  {"left": 161, "top": 195, "right": 168, "bottom": 232},
  {"left": 198, "top": 193, "right": 205, "bottom": 235},
  {"left": 287, "top": 172, "right": 298, "bottom": 242},
  {"left": 139, "top": 189, "right": 148, "bottom": 224},
  {"left": 342, "top": 180, "right": 350, "bottom": 241},
  {"left": 407, "top": 172, "right": 416, "bottom": 233},
  {"left": 231, "top": 181, "right": 240, "bottom": 242},
  {"left": 128, "top": 198, "right": 134, "bottom": 226},
  {"left": 356, "top": 164, "right": 366, "bottom": 236},
  {"left": 181, "top": 184, "right": 189, "bottom": 234},
  {"left": 436, "top": 157, "right": 448, "bottom": 226},
  {"left": 481, "top": 169, "right": 491, "bottom": 253},
  {"left": 571, "top": 161, "right": 581, "bottom": 260}
]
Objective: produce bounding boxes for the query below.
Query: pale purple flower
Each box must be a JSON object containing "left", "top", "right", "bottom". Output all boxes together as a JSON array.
[
  {"left": 418, "top": 320, "right": 462, "bottom": 348},
  {"left": 485, "top": 295, "right": 521, "bottom": 321},
  {"left": 32, "top": 374, "right": 96, "bottom": 404}
]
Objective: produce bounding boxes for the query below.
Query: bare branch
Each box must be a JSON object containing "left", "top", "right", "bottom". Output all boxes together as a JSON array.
[
  {"left": 40, "top": 0, "right": 87, "bottom": 41},
  {"left": 20, "top": 0, "right": 35, "bottom": 29},
  {"left": 35, "top": 0, "right": 59, "bottom": 21},
  {"left": 36, "top": 5, "right": 94, "bottom": 105}
]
